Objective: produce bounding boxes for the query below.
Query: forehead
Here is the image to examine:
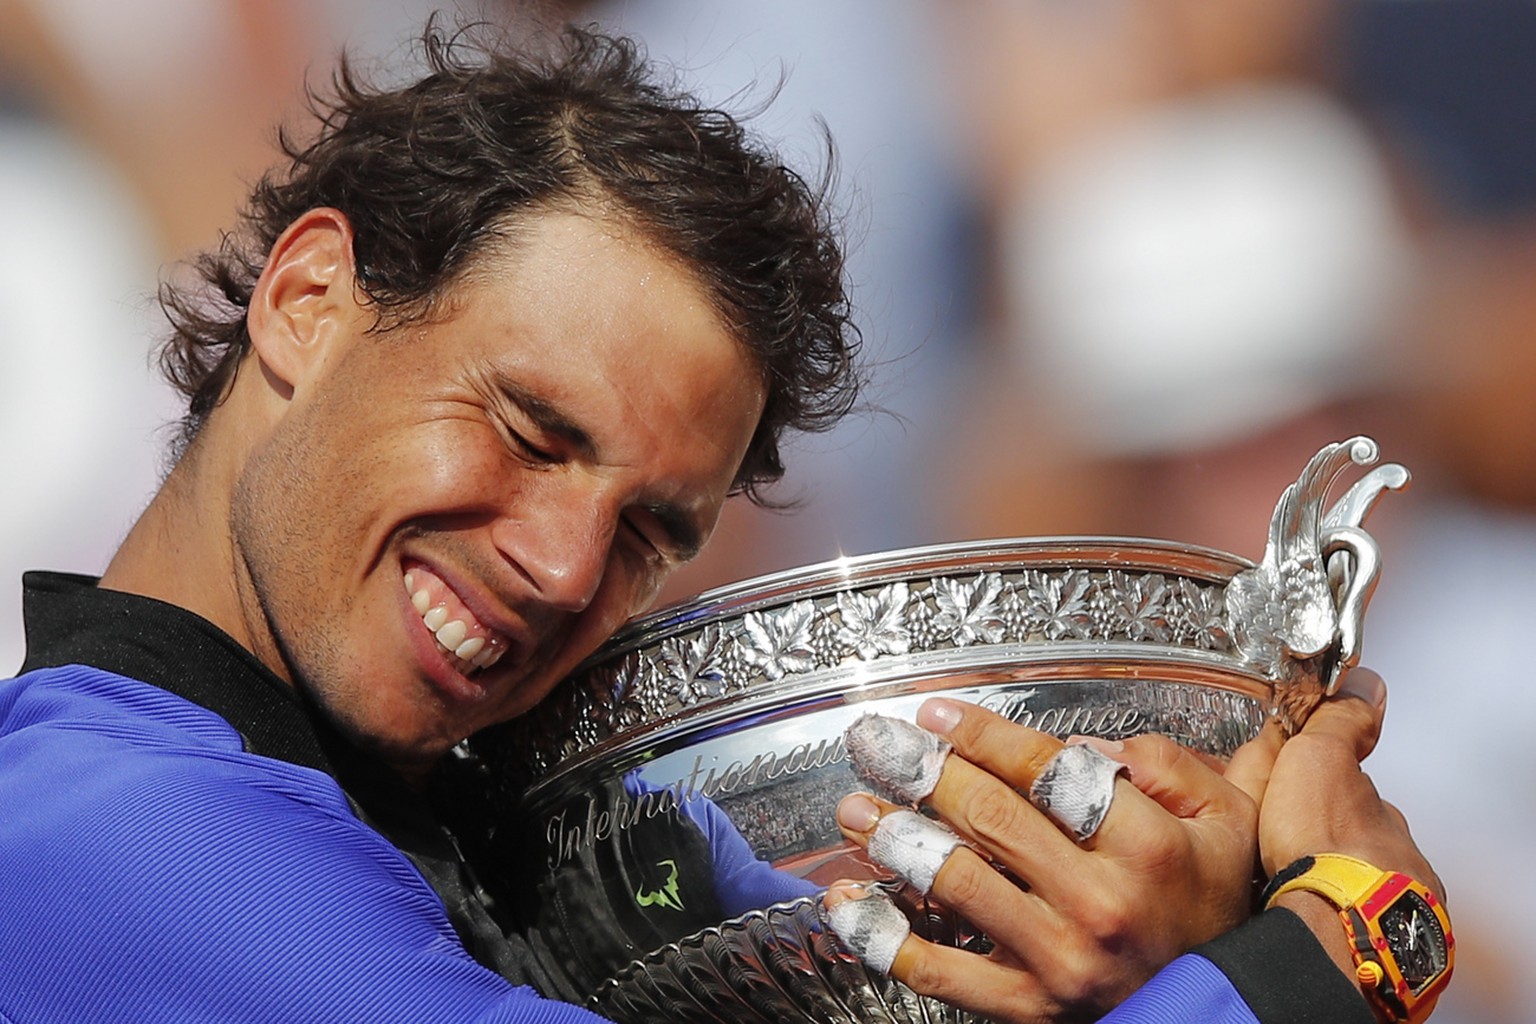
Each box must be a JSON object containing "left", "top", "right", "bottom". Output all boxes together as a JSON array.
[
  {"left": 459, "top": 211, "right": 727, "bottom": 355},
  {"left": 464, "top": 207, "right": 732, "bottom": 329},
  {"left": 431, "top": 209, "right": 765, "bottom": 460}
]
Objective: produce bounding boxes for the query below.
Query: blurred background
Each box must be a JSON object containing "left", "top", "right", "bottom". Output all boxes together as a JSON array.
[{"left": 2, "top": 1, "right": 1531, "bottom": 1019}]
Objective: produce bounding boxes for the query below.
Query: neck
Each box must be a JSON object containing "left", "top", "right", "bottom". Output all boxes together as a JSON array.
[{"left": 101, "top": 420, "right": 270, "bottom": 674}]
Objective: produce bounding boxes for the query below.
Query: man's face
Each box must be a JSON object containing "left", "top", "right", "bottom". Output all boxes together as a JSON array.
[{"left": 231, "top": 211, "right": 765, "bottom": 773}]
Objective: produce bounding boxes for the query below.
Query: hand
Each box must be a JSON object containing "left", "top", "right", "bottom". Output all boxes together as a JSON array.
[
  {"left": 1247, "top": 668, "right": 1446, "bottom": 975},
  {"left": 1253, "top": 668, "right": 1440, "bottom": 889},
  {"left": 828, "top": 698, "right": 1277, "bottom": 1023}
]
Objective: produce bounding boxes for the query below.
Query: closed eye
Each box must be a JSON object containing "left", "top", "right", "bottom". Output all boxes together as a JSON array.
[
  {"left": 507, "top": 427, "right": 558, "bottom": 465},
  {"left": 621, "top": 514, "right": 664, "bottom": 562},
  {"left": 625, "top": 505, "right": 703, "bottom": 565}
]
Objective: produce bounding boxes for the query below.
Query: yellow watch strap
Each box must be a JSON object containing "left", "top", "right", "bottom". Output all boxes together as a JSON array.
[{"left": 1264, "top": 853, "right": 1391, "bottom": 910}]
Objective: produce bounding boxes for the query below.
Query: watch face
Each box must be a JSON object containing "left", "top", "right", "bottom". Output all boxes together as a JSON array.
[{"left": 1380, "top": 890, "right": 1448, "bottom": 993}]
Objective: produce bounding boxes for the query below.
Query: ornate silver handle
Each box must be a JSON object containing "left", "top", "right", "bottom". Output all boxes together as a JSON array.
[{"left": 1225, "top": 436, "right": 1410, "bottom": 730}]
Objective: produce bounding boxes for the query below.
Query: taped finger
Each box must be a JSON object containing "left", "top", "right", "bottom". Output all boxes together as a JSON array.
[
  {"left": 1028, "top": 743, "right": 1126, "bottom": 842},
  {"left": 823, "top": 884, "right": 911, "bottom": 975},
  {"left": 866, "top": 810, "right": 965, "bottom": 892},
  {"left": 845, "top": 713, "right": 951, "bottom": 805}
]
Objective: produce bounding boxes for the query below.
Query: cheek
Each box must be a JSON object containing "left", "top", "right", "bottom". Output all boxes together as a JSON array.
[
  {"left": 592, "top": 564, "right": 650, "bottom": 632},
  {"left": 405, "top": 419, "right": 513, "bottom": 506}
]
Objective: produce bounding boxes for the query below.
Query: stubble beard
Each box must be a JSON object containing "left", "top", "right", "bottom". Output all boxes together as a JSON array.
[{"left": 228, "top": 417, "right": 422, "bottom": 766}]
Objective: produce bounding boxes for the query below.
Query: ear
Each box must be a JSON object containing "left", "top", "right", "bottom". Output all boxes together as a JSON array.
[{"left": 246, "top": 208, "right": 358, "bottom": 393}]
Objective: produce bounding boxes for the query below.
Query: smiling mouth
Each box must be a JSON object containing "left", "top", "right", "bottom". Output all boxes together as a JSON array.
[{"left": 404, "top": 568, "right": 510, "bottom": 678}]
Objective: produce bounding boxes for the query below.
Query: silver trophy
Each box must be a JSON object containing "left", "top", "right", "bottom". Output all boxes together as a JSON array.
[{"left": 465, "top": 437, "right": 1408, "bottom": 1023}]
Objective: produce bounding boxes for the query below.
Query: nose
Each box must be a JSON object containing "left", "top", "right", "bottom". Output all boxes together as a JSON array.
[{"left": 490, "top": 486, "right": 613, "bottom": 614}]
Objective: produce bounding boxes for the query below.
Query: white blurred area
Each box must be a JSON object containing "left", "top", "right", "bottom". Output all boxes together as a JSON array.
[
  {"left": 0, "top": 121, "right": 176, "bottom": 673},
  {"left": 3, "top": 2, "right": 1534, "bottom": 1021},
  {"left": 1003, "top": 83, "right": 1411, "bottom": 457}
]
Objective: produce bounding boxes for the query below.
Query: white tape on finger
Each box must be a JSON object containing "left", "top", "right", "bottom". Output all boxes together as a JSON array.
[
  {"left": 1027, "top": 743, "right": 1127, "bottom": 841},
  {"left": 844, "top": 713, "right": 951, "bottom": 805},
  {"left": 825, "top": 888, "right": 911, "bottom": 976},
  {"left": 867, "top": 810, "right": 964, "bottom": 893}
]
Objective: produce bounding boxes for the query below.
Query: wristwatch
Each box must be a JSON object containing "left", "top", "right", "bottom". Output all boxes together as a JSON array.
[{"left": 1263, "top": 854, "right": 1454, "bottom": 1023}]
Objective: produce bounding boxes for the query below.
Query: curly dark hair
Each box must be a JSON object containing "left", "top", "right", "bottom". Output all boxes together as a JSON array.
[{"left": 159, "top": 22, "right": 861, "bottom": 504}]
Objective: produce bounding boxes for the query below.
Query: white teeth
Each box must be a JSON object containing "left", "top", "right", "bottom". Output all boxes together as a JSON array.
[
  {"left": 434, "top": 634, "right": 506, "bottom": 677},
  {"left": 435, "top": 619, "right": 468, "bottom": 651},
  {"left": 407, "top": 569, "right": 510, "bottom": 676}
]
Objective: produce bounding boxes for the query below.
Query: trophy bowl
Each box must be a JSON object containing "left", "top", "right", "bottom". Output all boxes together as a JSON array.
[{"left": 464, "top": 437, "right": 1408, "bottom": 1023}]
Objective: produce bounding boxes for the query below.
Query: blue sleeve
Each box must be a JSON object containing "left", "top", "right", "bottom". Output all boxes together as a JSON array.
[
  {"left": 1100, "top": 955, "right": 1259, "bottom": 1024},
  {"left": 0, "top": 671, "right": 610, "bottom": 1024},
  {"left": 677, "top": 793, "right": 821, "bottom": 916},
  {"left": 621, "top": 769, "right": 819, "bottom": 917},
  {"left": 1102, "top": 908, "right": 1377, "bottom": 1024}
]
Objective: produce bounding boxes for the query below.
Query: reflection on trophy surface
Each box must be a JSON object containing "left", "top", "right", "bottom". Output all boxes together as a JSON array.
[{"left": 461, "top": 437, "right": 1407, "bottom": 1024}]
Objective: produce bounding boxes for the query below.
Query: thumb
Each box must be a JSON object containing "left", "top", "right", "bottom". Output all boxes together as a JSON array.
[
  {"left": 1302, "top": 667, "right": 1388, "bottom": 762},
  {"left": 1222, "top": 719, "right": 1285, "bottom": 807}
]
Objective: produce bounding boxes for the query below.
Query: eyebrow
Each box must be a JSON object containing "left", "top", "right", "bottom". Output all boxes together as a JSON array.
[
  {"left": 495, "top": 377, "right": 596, "bottom": 459},
  {"left": 495, "top": 375, "right": 707, "bottom": 561}
]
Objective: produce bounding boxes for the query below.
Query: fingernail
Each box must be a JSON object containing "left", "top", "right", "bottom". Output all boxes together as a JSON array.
[
  {"left": 1338, "top": 669, "right": 1387, "bottom": 709},
  {"left": 838, "top": 793, "right": 882, "bottom": 832},
  {"left": 917, "top": 698, "right": 964, "bottom": 735},
  {"left": 1067, "top": 735, "right": 1125, "bottom": 755}
]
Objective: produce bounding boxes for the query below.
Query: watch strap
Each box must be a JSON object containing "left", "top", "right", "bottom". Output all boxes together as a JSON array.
[
  {"left": 1261, "top": 854, "right": 1454, "bottom": 1024},
  {"left": 1262, "top": 853, "right": 1389, "bottom": 911}
]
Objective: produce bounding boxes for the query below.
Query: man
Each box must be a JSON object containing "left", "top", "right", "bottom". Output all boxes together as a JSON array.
[
  {"left": 0, "top": 22, "right": 1444, "bottom": 1024},
  {"left": 3, "top": 25, "right": 856, "bottom": 1023}
]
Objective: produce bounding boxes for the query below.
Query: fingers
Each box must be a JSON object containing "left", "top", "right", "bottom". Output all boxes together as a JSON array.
[
  {"left": 890, "top": 934, "right": 1053, "bottom": 1023},
  {"left": 821, "top": 882, "right": 912, "bottom": 975},
  {"left": 1222, "top": 720, "right": 1286, "bottom": 807},
  {"left": 1255, "top": 669, "right": 1444, "bottom": 891},
  {"left": 822, "top": 883, "right": 1053, "bottom": 1024},
  {"left": 836, "top": 791, "right": 1066, "bottom": 967},
  {"left": 917, "top": 697, "right": 1063, "bottom": 791},
  {"left": 916, "top": 701, "right": 1091, "bottom": 880},
  {"left": 1070, "top": 733, "right": 1255, "bottom": 825},
  {"left": 832, "top": 700, "right": 1269, "bottom": 1021},
  {"left": 922, "top": 701, "right": 1251, "bottom": 866},
  {"left": 1062, "top": 734, "right": 1257, "bottom": 921}
]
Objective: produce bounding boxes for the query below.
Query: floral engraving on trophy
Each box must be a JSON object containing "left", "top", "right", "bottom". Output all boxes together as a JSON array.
[
  {"left": 1167, "top": 578, "right": 1232, "bottom": 649},
  {"left": 1096, "top": 570, "right": 1172, "bottom": 642},
  {"left": 501, "top": 567, "right": 1264, "bottom": 779},
  {"left": 653, "top": 626, "right": 732, "bottom": 707},
  {"left": 1020, "top": 568, "right": 1096, "bottom": 640},
  {"left": 740, "top": 600, "right": 819, "bottom": 681},
  {"left": 930, "top": 573, "right": 1007, "bottom": 647},
  {"left": 835, "top": 583, "right": 912, "bottom": 660}
]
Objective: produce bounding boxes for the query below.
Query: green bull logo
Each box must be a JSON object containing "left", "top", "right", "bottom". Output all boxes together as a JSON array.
[{"left": 635, "top": 859, "right": 685, "bottom": 911}]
